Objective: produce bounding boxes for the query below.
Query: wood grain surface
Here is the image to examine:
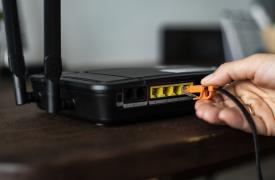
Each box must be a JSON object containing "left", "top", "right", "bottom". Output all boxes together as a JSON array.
[{"left": 0, "top": 78, "right": 274, "bottom": 180}]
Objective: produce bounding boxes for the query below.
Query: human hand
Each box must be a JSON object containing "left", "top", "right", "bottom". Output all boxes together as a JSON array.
[{"left": 195, "top": 54, "right": 275, "bottom": 136}]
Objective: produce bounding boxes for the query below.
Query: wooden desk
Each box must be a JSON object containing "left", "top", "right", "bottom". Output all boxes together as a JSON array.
[{"left": 0, "top": 78, "right": 274, "bottom": 180}]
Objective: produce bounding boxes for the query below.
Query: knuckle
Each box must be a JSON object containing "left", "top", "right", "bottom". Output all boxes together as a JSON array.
[
  {"left": 218, "top": 62, "right": 229, "bottom": 70},
  {"left": 215, "top": 62, "right": 231, "bottom": 74},
  {"left": 248, "top": 53, "right": 266, "bottom": 61}
]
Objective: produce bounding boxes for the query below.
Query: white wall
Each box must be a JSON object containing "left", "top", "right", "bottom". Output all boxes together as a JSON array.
[{"left": 7, "top": 0, "right": 253, "bottom": 69}]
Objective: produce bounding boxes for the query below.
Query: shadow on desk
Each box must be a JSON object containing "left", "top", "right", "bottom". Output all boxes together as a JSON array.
[{"left": 0, "top": 77, "right": 274, "bottom": 180}]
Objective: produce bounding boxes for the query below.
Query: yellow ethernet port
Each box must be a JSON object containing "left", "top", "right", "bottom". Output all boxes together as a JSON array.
[
  {"left": 156, "top": 87, "right": 166, "bottom": 98},
  {"left": 150, "top": 82, "right": 193, "bottom": 99},
  {"left": 151, "top": 87, "right": 165, "bottom": 98},
  {"left": 151, "top": 88, "right": 158, "bottom": 98},
  {"left": 166, "top": 86, "right": 175, "bottom": 96},
  {"left": 173, "top": 85, "right": 182, "bottom": 95}
]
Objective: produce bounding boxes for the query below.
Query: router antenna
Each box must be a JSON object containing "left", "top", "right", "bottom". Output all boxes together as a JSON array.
[
  {"left": 2, "top": 0, "right": 31, "bottom": 105},
  {"left": 44, "top": 0, "right": 62, "bottom": 113}
]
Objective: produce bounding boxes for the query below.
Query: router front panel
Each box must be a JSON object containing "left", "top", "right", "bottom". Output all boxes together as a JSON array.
[{"left": 30, "top": 66, "right": 214, "bottom": 124}]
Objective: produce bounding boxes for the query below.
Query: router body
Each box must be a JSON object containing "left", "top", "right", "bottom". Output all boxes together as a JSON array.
[{"left": 30, "top": 66, "right": 214, "bottom": 124}]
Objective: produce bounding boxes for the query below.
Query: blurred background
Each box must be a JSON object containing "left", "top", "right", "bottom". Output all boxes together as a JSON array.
[
  {"left": 0, "top": 0, "right": 274, "bottom": 71},
  {"left": 1, "top": 0, "right": 273, "bottom": 71}
]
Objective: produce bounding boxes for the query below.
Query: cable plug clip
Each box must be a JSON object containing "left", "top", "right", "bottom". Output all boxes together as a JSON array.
[{"left": 183, "top": 85, "right": 216, "bottom": 100}]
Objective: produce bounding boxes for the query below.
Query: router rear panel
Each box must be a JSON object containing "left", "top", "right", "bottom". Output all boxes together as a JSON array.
[
  {"left": 30, "top": 66, "right": 214, "bottom": 124},
  {"left": 2, "top": 0, "right": 214, "bottom": 125}
]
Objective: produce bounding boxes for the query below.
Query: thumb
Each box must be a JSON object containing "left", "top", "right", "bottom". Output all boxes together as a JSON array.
[{"left": 201, "top": 54, "right": 262, "bottom": 86}]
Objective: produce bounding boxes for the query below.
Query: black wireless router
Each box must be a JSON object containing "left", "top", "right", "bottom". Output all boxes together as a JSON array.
[{"left": 2, "top": 0, "right": 215, "bottom": 124}]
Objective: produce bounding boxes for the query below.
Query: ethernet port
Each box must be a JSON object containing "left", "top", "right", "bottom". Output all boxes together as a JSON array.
[
  {"left": 151, "top": 88, "right": 158, "bottom": 98},
  {"left": 182, "top": 86, "right": 189, "bottom": 96},
  {"left": 125, "top": 88, "right": 137, "bottom": 101},
  {"left": 137, "top": 87, "right": 146, "bottom": 100},
  {"left": 116, "top": 93, "right": 123, "bottom": 103},
  {"left": 175, "top": 85, "right": 184, "bottom": 95},
  {"left": 167, "top": 86, "right": 175, "bottom": 96},
  {"left": 156, "top": 87, "right": 165, "bottom": 98},
  {"left": 173, "top": 85, "right": 181, "bottom": 95},
  {"left": 125, "top": 87, "right": 147, "bottom": 103},
  {"left": 163, "top": 87, "right": 169, "bottom": 96}
]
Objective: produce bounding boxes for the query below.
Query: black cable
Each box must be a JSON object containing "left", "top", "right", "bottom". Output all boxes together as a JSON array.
[{"left": 216, "top": 87, "right": 264, "bottom": 180}]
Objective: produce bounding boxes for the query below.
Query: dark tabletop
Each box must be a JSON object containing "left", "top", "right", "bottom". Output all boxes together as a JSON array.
[{"left": 0, "top": 78, "right": 274, "bottom": 180}]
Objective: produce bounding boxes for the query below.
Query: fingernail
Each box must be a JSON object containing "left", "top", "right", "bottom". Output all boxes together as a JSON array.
[{"left": 201, "top": 73, "right": 214, "bottom": 84}]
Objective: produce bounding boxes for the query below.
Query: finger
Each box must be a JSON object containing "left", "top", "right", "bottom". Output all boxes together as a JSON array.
[
  {"left": 195, "top": 93, "right": 225, "bottom": 110},
  {"left": 241, "top": 96, "right": 274, "bottom": 136},
  {"left": 196, "top": 80, "right": 275, "bottom": 135},
  {"left": 231, "top": 82, "right": 275, "bottom": 135},
  {"left": 218, "top": 107, "right": 250, "bottom": 132},
  {"left": 196, "top": 100, "right": 269, "bottom": 134},
  {"left": 195, "top": 99, "right": 212, "bottom": 110},
  {"left": 195, "top": 92, "right": 235, "bottom": 124},
  {"left": 217, "top": 82, "right": 242, "bottom": 108},
  {"left": 218, "top": 107, "right": 268, "bottom": 135},
  {"left": 201, "top": 54, "right": 263, "bottom": 86},
  {"left": 195, "top": 100, "right": 225, "bottom": 125}
]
